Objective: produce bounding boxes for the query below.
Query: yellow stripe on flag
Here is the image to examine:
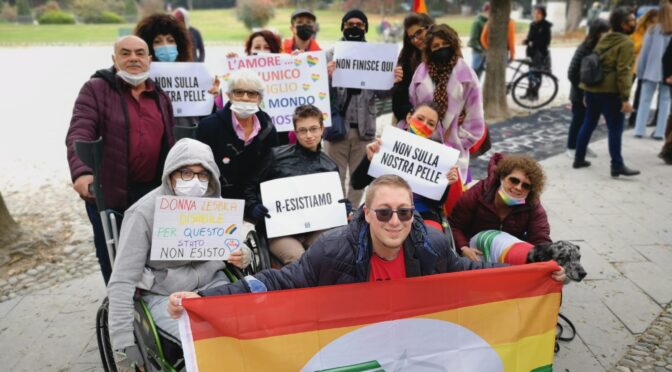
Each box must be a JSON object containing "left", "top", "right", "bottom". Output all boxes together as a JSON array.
[{"left": 191, "top": 293, "right": 560, "bottom": 371}]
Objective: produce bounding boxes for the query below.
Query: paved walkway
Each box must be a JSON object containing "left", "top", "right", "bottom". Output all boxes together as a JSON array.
[{"left": 0, "top": 125, "right": 670, "bottom": 371}]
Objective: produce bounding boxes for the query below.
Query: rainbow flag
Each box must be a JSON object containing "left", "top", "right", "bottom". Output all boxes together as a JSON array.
[
  {"left": 413, "top": 0, "right": 428, "bottom": 14},
  {"left": 179, "top": 262, "right": 562, "bottom": 371}
]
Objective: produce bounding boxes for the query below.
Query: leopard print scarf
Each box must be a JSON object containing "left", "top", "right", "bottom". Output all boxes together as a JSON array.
[{"left": 427, "top": 57, "right": 458, "bottom": 120}]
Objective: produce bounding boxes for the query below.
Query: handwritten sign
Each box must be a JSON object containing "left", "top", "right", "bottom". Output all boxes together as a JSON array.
[
  {"left": 219, "top": 52, "right": 331, "bottom": 132},
  {"left": 331, "top": 41, "right": 399, "bottom": 90},
  {"left": 368, "top": 126, "right": 460, "bottom": 200},
  {"left": 260, "top": 172, "right": 347, "bottom": 238},
  {"left": 150, "top": 62, "right": 215, "bottom": 117},
  {"left": 150, "top": 196, "right": 245, "bottom": 261}
]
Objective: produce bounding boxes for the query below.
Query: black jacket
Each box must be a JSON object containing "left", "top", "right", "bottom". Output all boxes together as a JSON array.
[
  {"left": 243, "top": 143, "right": 339, "bottom": 220},
  {"left": 200, "top": 209, "right": 504, "bottom": 296},
  {"left": 664, "top": 40, "right": 672, "bottom": 86},
  {"left": 197, "top": 103, "right": 278, "bottom": 200},
  {"left": 391, "top": 59, "right": 416, "bottom": 120},
  {"left": 567, "top": 42, "right": 593, "bottom": 103},
  {"left": 524, "top": 20, "right": 552, "bottom": 59}
]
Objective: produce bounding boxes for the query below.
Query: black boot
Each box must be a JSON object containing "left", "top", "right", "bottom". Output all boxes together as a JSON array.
[
  {"left": 611, "top": 166, "right": 640, "bottom": 177},
  {"left": 573, "top": 160, "right": 591, "bottom": 169}
]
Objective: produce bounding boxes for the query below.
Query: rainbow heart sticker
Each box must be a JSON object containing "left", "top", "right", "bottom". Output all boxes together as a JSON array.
[
  {"left": 318, "top": 92, "right": 327, "bottom": 100},
  {"left": 311, "top": 73, "right": 320, "bottom": 82},
  {"left": 303, "top": 83, "right": 311, "bottom": 91},
  {"left": 322, "top": 112, "right": 328, "bottom": 120},
  {"left": 294, "top": 59, "right": 302, "bottom": 66},
  {"left": 222, "top": 73, "right": 231, "bottom": 81},
  {"left": 306, "top": 55, "right": 319, "bottom": 66}
]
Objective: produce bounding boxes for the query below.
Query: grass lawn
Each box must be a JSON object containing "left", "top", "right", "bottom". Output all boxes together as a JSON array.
[{"left": 0, "top": 8, "right": 527, "bottom": 45}]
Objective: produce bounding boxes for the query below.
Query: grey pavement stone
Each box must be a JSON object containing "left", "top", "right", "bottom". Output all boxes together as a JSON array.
[
  {"left": 555, "top": 330, "right": 604, "bottom": 372},
  {"left": 0, "top": 296, "right": 22, "bottom": 320},
  {"left": 633, "top": 245, "right": 672, "bottom": 273},
  {"left": 571, "top": 240, "right": 623, "bottom": 280},
  {"left": 572, "top": 227, "right": 648, "bottom": 264},
  {"left": 615, "top": 262, "right": 672, "bottom": 305},
  {"left": 587, "top": 277, "right": 662, "bottom": 334}
]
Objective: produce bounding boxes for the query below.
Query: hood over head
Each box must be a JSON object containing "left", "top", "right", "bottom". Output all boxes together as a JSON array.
[{"left": 161, "top": 138, "right": 221, "bottom": 197}]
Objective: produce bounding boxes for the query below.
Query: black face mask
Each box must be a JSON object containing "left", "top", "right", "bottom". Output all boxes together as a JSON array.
[
  {"left": 296, "top": 24, "right": 314, "bottom": 41},
  {"left": 343, "top": 26, "right": 366, "bottom": 42},
  {"left": 430, "top": 47, "right": 454, "bottom": 65}
]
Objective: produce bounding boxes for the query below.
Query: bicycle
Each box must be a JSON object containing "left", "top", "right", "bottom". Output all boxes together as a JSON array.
[{"left": 506, "top": 58, "right": 558, "bottom": 110}]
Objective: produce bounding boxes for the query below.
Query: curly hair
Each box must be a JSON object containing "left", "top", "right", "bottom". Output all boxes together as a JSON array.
[
  {"left": 494, "top": 154, "right": 546, "bottom": 201},
  {"left": 422, "top": 24, "right": 462, "bottom": 120},
  {"left": 135, "top": 14, "right": 193, "bottom": 62},
  {"left": 244, "top": 30, "right": 282, "bottom": 55}
]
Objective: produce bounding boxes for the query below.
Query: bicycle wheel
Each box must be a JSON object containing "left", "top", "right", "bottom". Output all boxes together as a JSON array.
[{"left": 511, "top": 71, "right": 558, "bottom": 110}]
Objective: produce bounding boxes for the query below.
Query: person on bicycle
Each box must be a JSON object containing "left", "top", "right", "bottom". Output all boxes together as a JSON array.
[
  {"left": 107, "top": 138, "right": 252, "bottom": 371},
  {"left": 243, "top": 104, "right": 344, "bottom": 265},
  {"left": 408, "top": 24, "right": 485, "bottom": 184},
  {"left": 66, "top": 35, "right": 175, "bottom": 285},
  {"left": 166, "top": 175, "right": 566, "bottom": 316}
]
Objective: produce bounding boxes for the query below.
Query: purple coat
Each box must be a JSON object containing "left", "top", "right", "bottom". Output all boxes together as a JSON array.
[
  {"left": 404, "top": 58, "right": 485, "bottom": 180},
  {"left": 65, "top": 68, "right": 175, "bottom": 211}
]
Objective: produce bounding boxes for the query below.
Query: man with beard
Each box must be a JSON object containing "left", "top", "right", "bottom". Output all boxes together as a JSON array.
[{"left": 281, "top": 9, "right": 321, "bottom": 53}]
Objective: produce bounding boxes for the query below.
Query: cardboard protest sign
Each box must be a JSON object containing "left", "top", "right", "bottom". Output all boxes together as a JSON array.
[
  {"left": 219, "top": 52, "right": 331, "bottom": 132},
  {"left": 331, "top": 41, "right": 399, "bottom": 90},
  {"left": 150, "top": 196, "right": 245, "bottom": 261},
  {"left": 368, "top": 126, "right": 460, "bottom": 200},
  {"left": 150, "top": 62, "right": 215, "bottom": 117},
  {"left": 260, "top": 172, "right": 347, "bottom": 238}
]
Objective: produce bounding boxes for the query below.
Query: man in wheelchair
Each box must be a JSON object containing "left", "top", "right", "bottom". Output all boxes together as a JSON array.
[{"left": 107, "top": 138, "right": 252, "bottom": 371}]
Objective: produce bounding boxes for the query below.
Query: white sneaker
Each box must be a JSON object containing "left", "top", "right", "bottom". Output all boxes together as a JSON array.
[
  {"left": 586, "top": 147, "right": 598, "bottom": 158},
  {"left": 565, "top": 149, "right": 575, "bottom": 158}
]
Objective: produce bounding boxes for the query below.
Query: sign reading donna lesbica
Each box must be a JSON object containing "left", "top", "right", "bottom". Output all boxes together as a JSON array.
[
  {"left": 219, "top": 51, "right": 331, "bottom": 132},
  {"left": 368, "top": 126, "right": 460, "bottom": 201},
  {"left": 260, "top": 172, "right": 347, "bottom": 238},
  {"left": 331, "top": 41, "right": 399, "bottom": 90},
  {"left": 150, "top": 196, "right": 245, "bottom": 261},
  {"left": 149, "top": 62, "right": 215, "bottom": 117}
]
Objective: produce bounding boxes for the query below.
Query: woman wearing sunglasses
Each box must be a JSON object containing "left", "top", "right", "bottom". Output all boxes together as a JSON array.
[
  {"left": 392, "top": 13, "right": 434, "bottom": 122},
  {"left": 351, "top": 102, "right": 458, "bottom": 226},
  {"left": 197, "top": 69, "right": 279, "bottom": 200},
  {"left": 448, "top": 153, "right": 551, "bottom": 262}
]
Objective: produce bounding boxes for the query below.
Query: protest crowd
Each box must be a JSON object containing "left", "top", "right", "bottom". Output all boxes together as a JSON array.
[{"left": 62, "top": 3, "right": 672, "bottom": 371}]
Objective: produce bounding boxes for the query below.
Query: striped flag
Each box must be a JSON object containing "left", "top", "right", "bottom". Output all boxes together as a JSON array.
[
  {"left": 413, "top": 0, "right": 428, "bottom": 14},
  {"left": 179, "top": 262, "right": 562, "bottom": 371}
]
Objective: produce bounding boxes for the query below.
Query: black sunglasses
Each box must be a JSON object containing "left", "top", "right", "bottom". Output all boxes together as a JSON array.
[
  {"left": 507, "top": 176, "right": 532, "bottom": 191},
  {"left": 372, "top": 207, "right": 415, "bottom": 222}
]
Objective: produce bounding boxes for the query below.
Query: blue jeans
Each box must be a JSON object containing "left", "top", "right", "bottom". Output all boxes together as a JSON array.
[
  {"left": 85, "top": 201, "right": 113, "bottom": 284},
  {"left": 575, "top": 92, "right": 625, "bottom": 169},
  {"left": 471, "top": 51, "right": 486, "bottom": 80},
  {"left": 634, "top": 80, "right": 671, "bottom": 138},
  {"left": 568, "top": 99, "right": 586, "bottom": 150}
]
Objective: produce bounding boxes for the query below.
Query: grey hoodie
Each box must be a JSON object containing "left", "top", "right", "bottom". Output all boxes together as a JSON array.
[{"left": 107, "top": 138, "right": 227, "bottom": 350}]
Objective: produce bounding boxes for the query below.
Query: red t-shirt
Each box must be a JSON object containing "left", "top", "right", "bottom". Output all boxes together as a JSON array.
[{"left": 369, "top": 251, "right": 406, "bottom": 282}]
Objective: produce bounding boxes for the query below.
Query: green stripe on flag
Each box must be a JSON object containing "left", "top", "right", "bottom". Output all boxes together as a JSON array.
[{"left": 531, "top": 364, "right": 553, "bottom": 372}]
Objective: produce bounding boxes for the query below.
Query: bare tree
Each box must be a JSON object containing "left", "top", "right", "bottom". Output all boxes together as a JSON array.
[
  {"left": 482, "top": 0, "right": 511, "bottom": 122},
  {"left": 0, "top": 192, "right": 38, "bottom": 266},
  {"left": 566, "top": 0, "right": 583, "bottom": 33}
]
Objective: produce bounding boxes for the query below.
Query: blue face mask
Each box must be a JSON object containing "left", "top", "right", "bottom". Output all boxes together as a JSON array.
[{"left": 154, "top": 45, "right": 179, "bottom": 62}]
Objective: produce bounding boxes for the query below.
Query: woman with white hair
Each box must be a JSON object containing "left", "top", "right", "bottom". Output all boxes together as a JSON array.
[{"left": 197, "top": 69, "right": 279, "bottom": 199}]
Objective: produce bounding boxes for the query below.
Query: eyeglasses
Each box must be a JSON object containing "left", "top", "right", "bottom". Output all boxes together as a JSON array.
[
  {"left": 177, "top": 168, "right": 210, "bottom": 182},
  {"left": 372, "top": 207, "right": 415, "bottom": 222},
  {"left": 409, "top": 27, "right": 426, "bottom": 41},
  {"left": 506, "top": 176, "right": 531, "bottom": 191},
  {"left": 231, "top": 89, "right": 260, "bottom": 99},
  {"left": 296, "top": 126, "right": 322, "bottom": 136}
]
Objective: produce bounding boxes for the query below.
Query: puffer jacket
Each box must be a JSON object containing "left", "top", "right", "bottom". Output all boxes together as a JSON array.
[
  {"left": 243, "top": 143, "right": 339, "bottom": 219},
  {"left": 524, "top": 19, "right": 553, "bottom": 60},
  {"left": 448, "top": 153, "right": 551, "bottom": 250},
  {"left": 200, "top": 208, "right": 503, "bottom": 296},
  {"left": 580, "top": 32, "right": 635, "bottom": 101},
  {"left": 65, "top": 67, "right": 175, "bottom": 211},
  {"left": 107, "top": 138, "right": 226, "bottom": 351},
  {"left": 197, "top": 102, "right": 279, "bottom": 200},
  {"left": 567, "top": 42, "right": 593, "bottom": 103}
]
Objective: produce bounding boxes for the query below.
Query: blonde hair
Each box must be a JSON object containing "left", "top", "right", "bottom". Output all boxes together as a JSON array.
[
  {"left": 659, "top": 1, "right": 672, "bottom": 35},
  {"left": 364, "top": 175, "right": 413, "bottom": 207}
]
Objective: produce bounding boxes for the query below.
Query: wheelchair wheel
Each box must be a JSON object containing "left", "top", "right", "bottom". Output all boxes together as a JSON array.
[
  {"left": 96, "top": 297, "right": 118, "bottom": 372},
  {"left": 244, "top": 229, "right": 271, "bottom": 274},
  {"left": 511, "top": 70, "right": 558, "bottom": 110}
]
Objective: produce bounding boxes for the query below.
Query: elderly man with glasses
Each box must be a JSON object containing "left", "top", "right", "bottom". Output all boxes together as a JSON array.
[
  {"left": 243, "top": 104, "right": 342, "bottom": 265},
  {"left": 166, "top": 174, "right": 566, "bottom": 317},
  {"left": 197, "top": 68, "right": 279, "bottom": 200}
]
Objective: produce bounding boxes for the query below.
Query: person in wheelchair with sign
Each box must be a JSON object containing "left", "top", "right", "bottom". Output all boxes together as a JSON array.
[
  {"left": 107, "top": 138, "right": 253, "bottom": 371},
  {"left": 351, "top": 102, "right": 459, "bottom": 232},
  {"left": 243, "top": 104, "right": 350, "bottom": 266}
]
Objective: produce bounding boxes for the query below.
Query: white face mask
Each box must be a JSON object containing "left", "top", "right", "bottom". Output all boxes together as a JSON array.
[
  {"left": 230, "top": 101, "right": 259, "bottom": 119},
  {"left": 116, "top": 69, "right": 150, "bottom": 87},
  {"left": 174, "top": 178, "right": 209, "bottom": 197}
]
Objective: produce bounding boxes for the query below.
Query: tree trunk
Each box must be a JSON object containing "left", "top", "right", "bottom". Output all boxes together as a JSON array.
[
  {"left": 0, "top": 192, "right": 20, "bottom": 245},
  {"left": 482, "top": 0, "right": 511, "bottom": 122},
  {"left": 566, "top": 0, "right": 583, "bottom": 33}
]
